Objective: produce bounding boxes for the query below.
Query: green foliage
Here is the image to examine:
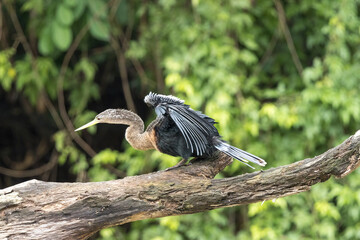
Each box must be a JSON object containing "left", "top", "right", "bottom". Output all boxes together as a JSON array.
[
  {"left": 54, "top": 130, "right": 88, "bottom": 174},
  {"left": 2, "top": 0, "right": 360, "bottom": 239},
  {"left": 68, "top": 58, "right": 99, "bottom": 116},
  {"left": 0, "top": 49, "right": 16, "bottom": 91}
]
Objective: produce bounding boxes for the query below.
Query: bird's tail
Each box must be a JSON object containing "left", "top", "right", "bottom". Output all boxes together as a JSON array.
[{"left": 213, "top": 139, "right": 266, "bottom": 169}]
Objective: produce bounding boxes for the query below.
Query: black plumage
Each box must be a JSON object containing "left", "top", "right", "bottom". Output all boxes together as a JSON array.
[{"left": 144, "top": 92, "right": 266, "bottom": 168}]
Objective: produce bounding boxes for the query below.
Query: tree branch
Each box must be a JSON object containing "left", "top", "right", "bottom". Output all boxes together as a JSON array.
[
  {"left": 0, "top": 149, "right": 57, "bottom": 178},
  {"left": 56, "top": 23, "right": 97, "bottom": 158},
  {"left": 1, "top": 130, "right": 360, "bottom": 240},
  {"left": 274, "top": 0, "right": 303, "bottom": 76},
  {"left": 4, "top": 1, "right": 34, "bottom": 56},
  {"left": 110, "top": 35, "right": 137, "bottom": 113}
]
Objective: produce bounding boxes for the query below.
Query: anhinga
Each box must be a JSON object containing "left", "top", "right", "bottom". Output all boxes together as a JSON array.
[{"left": 75, "top": 92, "right": 266, "bottom": 169}]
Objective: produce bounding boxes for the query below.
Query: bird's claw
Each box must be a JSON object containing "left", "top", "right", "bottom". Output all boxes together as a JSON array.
[{"left": 165, "top": 159, "right": 191, "bottom": 171}]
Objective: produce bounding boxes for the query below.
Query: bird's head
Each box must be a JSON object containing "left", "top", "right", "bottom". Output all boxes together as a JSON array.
[{"left": 75, "top": 109, "right": 135, "bottom": 131}]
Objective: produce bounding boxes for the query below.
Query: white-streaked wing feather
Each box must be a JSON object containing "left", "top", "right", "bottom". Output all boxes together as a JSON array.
[{"left": 154, "top": 103, "right": 214, "bottom": 155}]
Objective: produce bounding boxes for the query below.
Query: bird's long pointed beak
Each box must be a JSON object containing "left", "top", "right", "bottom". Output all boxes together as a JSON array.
[{"left": 75, "top": 119, "right": 99, "bottom": 131}]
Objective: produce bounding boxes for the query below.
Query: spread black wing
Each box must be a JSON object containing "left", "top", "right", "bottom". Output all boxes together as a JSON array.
[
  {"left": 154, "top": 103, "right": 218, "bottom": 156},
  {"left": 145, "top": 92, "right": 267, "bottom": 167}
]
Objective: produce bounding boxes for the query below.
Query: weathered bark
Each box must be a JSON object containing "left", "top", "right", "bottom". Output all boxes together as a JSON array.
[{"left": 1, "top": 130, "right": 360, "bottom": 240}]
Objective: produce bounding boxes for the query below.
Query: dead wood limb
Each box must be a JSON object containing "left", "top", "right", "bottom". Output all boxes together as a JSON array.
[{"left": 1, "top": 130, "right": 360, "bottom": 240}]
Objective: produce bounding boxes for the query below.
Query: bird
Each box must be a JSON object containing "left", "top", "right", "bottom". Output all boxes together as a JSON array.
[{"left": 75, "top": 92, "right": 266, "bottom": 169}]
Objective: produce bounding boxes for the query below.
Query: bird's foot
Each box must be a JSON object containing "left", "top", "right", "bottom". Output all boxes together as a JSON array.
[{"left": 165, "top": 159, "right": 191, "bottom": 171}]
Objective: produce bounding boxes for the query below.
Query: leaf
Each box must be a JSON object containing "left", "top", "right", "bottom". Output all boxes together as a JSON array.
[
  {"left": 72, "top": 155, "right": 88, "bottom": 173},
  {"left": 56, "top": 4, "right": 74, "bottom": 26},
  {"left": 52, "top": 21, "right": 73, "bottom": 51},
  {"left": 38, "top": 25, "right": 55, "bottom": 55},
  {"left": 74, "top": 58, "right": 97, "bottom": 81},
  {"left": 64, "top": 0, "right": 77, "bottom": 8},
  {"left": 116, "top": 0, "right": 128, "bottom": 25},
  {"left": 21, "top": 0, "right": 44, "bottom": 13},
  {"left": 73, "top": 0, "right": 86, "bottom": 20},
  {"left": 88, "top": 0, "right": 107, "bottom": 19},
  {"left": 0, "top": 49, "right": 16, "bottom": 91},
  {"left": 93, "top": 149, "right": 121, "bottom": 165},
  {"left": 89, "top": 18, "right": 110, "bottom": 41},
  {"left": 88, "top": 165, "right": 116, "bottom": 181}
]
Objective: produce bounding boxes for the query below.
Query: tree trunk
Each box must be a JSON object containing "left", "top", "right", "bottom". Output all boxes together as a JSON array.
[{"left": 1, "top": 130, "right": 360, "bottom": 240}]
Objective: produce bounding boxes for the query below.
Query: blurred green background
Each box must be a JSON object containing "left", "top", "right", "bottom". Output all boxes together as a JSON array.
[{"left": 1, "top": 0, "right": 360, "bottom": 239}]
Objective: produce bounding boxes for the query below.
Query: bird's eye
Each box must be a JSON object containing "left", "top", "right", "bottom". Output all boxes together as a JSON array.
[{"left": 97, "top": 117, "right": 100, "bottom": 120}]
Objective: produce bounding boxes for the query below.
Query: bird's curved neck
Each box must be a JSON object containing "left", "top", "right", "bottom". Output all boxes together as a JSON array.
[{"left": 117, "top": 111, "right": 153, "bottom": 150}]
